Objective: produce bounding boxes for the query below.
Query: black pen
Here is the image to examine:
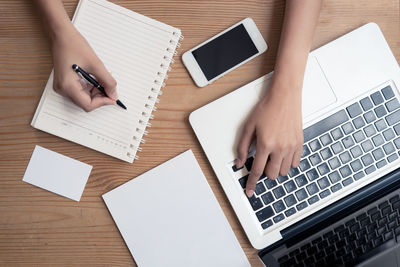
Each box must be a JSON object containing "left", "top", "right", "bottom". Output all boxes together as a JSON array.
[{"left": 72, "top": 64, "right": 127, "bottom": 110}]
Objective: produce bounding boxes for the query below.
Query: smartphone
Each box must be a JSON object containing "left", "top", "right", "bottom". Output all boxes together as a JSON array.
[{"left": 182, "top": 18, "right": 267, "bottom": 87}]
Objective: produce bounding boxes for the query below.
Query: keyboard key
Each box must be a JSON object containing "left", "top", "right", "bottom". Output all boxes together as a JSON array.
[
  {"left": 308, "top": 195, "right": 320, "bottom": 205},
  {"left": 320, "top": 189, "right": 331, "bottom": 199},
  {"left": 339, "top": 151, "right": 352, "bottom": 164},
  {"left": 342, "top": 136, "right": 355, "bottom": 148},
  {"left": 365, "top": 165, "right": 377, "bottom": 175},
  {"left": 306, "top": 183, "right": 319, "bottom": 195},
  {"left": 353, "top": 130, "right": 365, "bottom": 143},
  {"left": 245, "top": 157, "right": 254, "bottom": 171},
  {"left": 331, "top": 128, "right": 344, "bottom": 140},
  {"left": 386, "top": 109, "right": 400, "bottom": 126},
  {"left": 320, "top": 147, "right": 333, "bottom": 160},
  {"left": 317, "top": 163, "right": 330, "bottom": 176},
  {"left": 306, "top": 168, "right": 319, "bottom": 181},
  {"left": 328, "top": 157, "right": 341, "bottom": 170},
  {"left": 383, "top": 143, "right": 395, "bottom": 155},
  {"left": 238, "top": 175, "right": 248, "bottom": 188},
  {"left": 265, "top": 179, "right": 278, "bottom": 189},
  {"left": 382, "top": 86, "right": 395, "bottom": 100},
  {"left": 350, "top": 145, "right": 363, "bottom": 158},
  {"left": 232, "top": 165, "right": 243, "bottom": 172},
  {"left": 248, "top": 194, "right": 264, "bottom": 211},
  {"left": 339, "top": 165, "right": 352, "bottom": 178},
  {"left": 342, "top": 122, "right": 355, "bottom": 135},
  {"left": 295, "top": 174, "right": 307, "bottom": 187},
  {"left": 354, "top": 171, "right": 365, "bottom": 180},
  {"left": 256, "top": 206, "right": 275, "bottom": 222},
  {"left": 331, "top": 142, "right": 344, "bottom": 154},
  {"left": 328, "top": 171, "right": 341, "bottom": 183},
  {"left": 309, "top": 139, "right": 322, "bottom": 152},
  {"left": 273, "top": 213, "right": 285, "bottom": 223},
  {"left": 277, "top": 175, "right": 289, "bottom": 183},
  {"left": 364, "top": 110, "right": 377, "bottom": 123},
  {"left": 353, "top": 116, "right": 366, "bottom": 129},
  {"left": 284, "top": 194, "right": 297, "bottom": 207},
  {"left": 371, "top": 91, "right": 384, "bottom": 105},
  {"left": 302, "top": 145, "right": 311, "bottom": 157},
  {"left": 343, "top": 177, "right": 354, "bottom": 186},
  {"left": 309, "top": 153, "right": 322, "bottom": 166},
  {"left": 255, "top": 182, "right": 266, "bottom": 195},
  {"left": 299, "top": 159, "right": 311, "bottom": 171},
  {"left": 273, "top": 186, "right": 285, "bottom": 199},
  {"left": 295, "top": 188, "right": 308, "bottom": 201},
  {"left": 388, "top": 153, "right": 399, "bottom": 163},
  {"left": 320, "top": 133, "right": 333, "bottom": 146},
  {"left": 261, "top": 192, "right": 274, "bottom": 205},
  {"left": 347, "top": 102, "right": 363, "bottom": 118},
  {"left": 331, "top": 183, "right": 342, "bottom": 192},
  {"left": 376, "top": 159, "right": 387, "bottom": 169},
  {"left": 383, "top": 128, "right": 395, "bottom": 141},
  {"left": 372, "top": 134, "right": 385, "bottom": 146},
  {"left": 395, "top": 123, "right": 400, "bottom": 135},
  {"left": 284, "top": 180, "right": 297, "bottom": 193},
  {"left": 364, "top": 124, "right": 377, "bottom": 137},
  {"left": 361, "top": 153, "right": 374, "bottom": 166},
  {"left": 361, "top": 139, "right": 374, "bottom": 152},
  {"left": 375, "top": 105, "right": 387, "bottom": 118},
  {"left": 376, "top": 119, "right": 388, "bottom": 131},
  {"left": 350, "top": 159, "right": 363, "bottom": 172},
  {"left": 288, "top": 167, "right": 300, "bottom": 178},
  {"left": 273, "top": 200, "right": 286, "bottom": 213},
  {"left": 262, "top": 220, "right": 273, "bottom": 229},
  {"left": 317, "top": 177, "right": 330, "bottom": 190},
  {"left": 296, "top": 201, "right": 308, "bottom": 211},
  {"left": 372, "top": 147, "right": 385, "bottom": 160},
  {"left": 360, "top": 97, "right": 374, "bottom": 111},
  {"left": 285, "top": 207, "right": 296, "bottom": 217},
  {"left": 394, "top": 137, "right": 400, "bottom": 148},
  {"left": 303, "top": 110, "right": 349, "bottom": 143},
  {"left": 386, "top": 98, "right": 400, "bottom": 112}
]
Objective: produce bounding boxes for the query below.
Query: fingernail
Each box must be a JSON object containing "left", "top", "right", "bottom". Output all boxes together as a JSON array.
[
  {"left": 235, "top": 158, "right": 242, "bottom": 168},
  {"left": 110, "top": 90, "right": 118, "bottom": 100},
  {"left": 246, "top": 189, "right": 254, "bottom": 197}
]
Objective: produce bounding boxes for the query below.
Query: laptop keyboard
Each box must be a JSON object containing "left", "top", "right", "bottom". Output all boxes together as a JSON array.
[
  {"left": 277, "top": 193, "right": 400, "bottom": 266},
  {"left": 231, "top": 85, "right": 400, "bottom": 230}
]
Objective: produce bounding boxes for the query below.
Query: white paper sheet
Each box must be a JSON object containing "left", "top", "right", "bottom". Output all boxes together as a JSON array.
[
  {"left": 23, "top": 145, "right": 92, "bottom": 201},
  {"left": 103, "top": 150, "right": 250, "bottom": 267}
]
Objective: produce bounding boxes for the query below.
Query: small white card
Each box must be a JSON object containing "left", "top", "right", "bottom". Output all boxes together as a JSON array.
[{"left": 23, "top": 145, "right": 92, "bottom": 201}]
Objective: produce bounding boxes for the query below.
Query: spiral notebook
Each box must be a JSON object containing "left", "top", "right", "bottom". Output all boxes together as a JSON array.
[{"left": 31, "top": 0, "right": 182, "bottom": 163}]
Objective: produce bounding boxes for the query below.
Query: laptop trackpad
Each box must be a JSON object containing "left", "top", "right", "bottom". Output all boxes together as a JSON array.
[
  {"left": 301, "top": 57, "right": 337, "bottom": 118},
  {"left": 356, "top": 242, "right": 400, "bottom": 267}
]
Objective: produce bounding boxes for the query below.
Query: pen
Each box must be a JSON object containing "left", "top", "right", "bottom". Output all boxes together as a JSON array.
[{"left": 72, "top": 64, "right": 127, "bottom": 110}]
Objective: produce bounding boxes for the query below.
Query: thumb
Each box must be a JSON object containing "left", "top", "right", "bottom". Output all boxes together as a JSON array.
[{"left": 87, "top": 63, "right": 118, "bottom": 100}]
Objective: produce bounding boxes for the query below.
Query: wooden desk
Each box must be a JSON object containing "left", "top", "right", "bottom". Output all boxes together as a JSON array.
[{"left": 1, "top": 0, "right": 399, "bottom": 266}]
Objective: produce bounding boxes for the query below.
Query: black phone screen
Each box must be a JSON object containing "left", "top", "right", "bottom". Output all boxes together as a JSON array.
[{"left": 191, "top": 23, "right": 259, "bottom": 81}]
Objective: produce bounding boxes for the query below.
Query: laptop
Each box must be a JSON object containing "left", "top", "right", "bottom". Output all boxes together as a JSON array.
[{"left": 189, "top": 22, "right": 400, "bottom": 266}]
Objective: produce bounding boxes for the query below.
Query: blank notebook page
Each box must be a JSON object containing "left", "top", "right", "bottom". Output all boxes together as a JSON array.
[{"left": 31, "top": 0, "right": 182, "bottom": 162}]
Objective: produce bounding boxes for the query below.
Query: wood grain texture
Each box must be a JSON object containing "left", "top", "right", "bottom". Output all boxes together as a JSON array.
[{"left": 0, "top": 0, "right": 399, "bottom": 266}]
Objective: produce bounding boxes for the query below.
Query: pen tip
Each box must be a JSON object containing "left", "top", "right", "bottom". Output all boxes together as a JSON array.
[{"left": 116, "top": 100, "right": 127, "bottom": 110}]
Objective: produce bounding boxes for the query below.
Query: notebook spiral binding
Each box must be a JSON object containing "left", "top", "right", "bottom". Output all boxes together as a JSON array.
[{"left": 127, "top": 31, "right": 183, "bottom": 161}]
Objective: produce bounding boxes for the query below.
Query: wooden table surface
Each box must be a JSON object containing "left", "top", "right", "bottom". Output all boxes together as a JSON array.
[{"left": 1, "top": 0, "right": 399, "bottom": 266}]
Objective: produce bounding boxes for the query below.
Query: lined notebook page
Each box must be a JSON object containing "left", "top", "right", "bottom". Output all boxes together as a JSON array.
[{"left": 32, "top": 0, "right": 181, "bottom": 162}]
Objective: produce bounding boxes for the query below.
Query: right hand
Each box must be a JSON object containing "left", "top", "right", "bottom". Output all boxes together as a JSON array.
[{"left": 50, "top": 24, "right": 117, "bottom": 112}]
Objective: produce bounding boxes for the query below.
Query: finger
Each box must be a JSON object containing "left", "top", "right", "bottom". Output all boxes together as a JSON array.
[
  {"left": 236, "top": 123, "right": 255, "bottom": 168},
  {"left": 246, "top": 144, "right": 269, "bottom": 197},
  {"left": 279, "top": 151, "right": 293, "bottom": 176},
  {"left": 292, "top": 144, "right": 303, "bottom": 168},
  {"left": 90, "top": 95, "right": 116, "bottom": 109},
  {"left": 265, "top": 152, "right": 284, "bottom": 180},
  {"left": 87, "top": 62, "right": 118, "bottom": 100},
  {"left": 64, "top": 82, "right": 93, "bottom": 112}
]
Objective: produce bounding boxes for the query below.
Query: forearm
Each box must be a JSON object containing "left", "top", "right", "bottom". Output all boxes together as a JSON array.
[
  {"left": 34, "top": 0, "right": 74, "bottom": 42},
  {"left": 273, "top": 0, "right": 322, "bottom": 91}
]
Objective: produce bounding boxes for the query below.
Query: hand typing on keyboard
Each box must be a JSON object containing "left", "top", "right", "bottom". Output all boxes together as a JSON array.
[{"left": 236, "top": 76, "right": 304, "bottom": 197}]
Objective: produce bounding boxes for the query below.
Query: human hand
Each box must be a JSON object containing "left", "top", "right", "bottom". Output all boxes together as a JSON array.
[
  {"left": 50, "top": 25, "right": 117, "bottom": 112},
  {"left": 236, "top": 77, "right": 304, "bottom": 197}
]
